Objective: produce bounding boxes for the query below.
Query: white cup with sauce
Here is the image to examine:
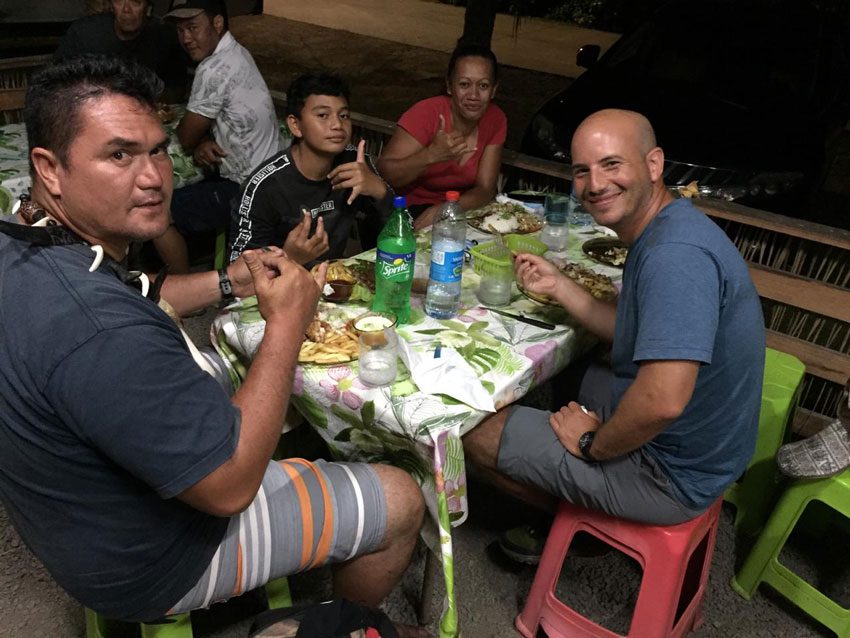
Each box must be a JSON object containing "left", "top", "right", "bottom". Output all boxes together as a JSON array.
[{"left": 354, "top": 311, "right": 399, "bottom": 386}]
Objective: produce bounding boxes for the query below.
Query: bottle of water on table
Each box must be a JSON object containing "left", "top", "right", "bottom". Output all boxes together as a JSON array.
[
  {"left": 373, "top": 196, "right": 416, "bottom": 324},
  {"left": 425, "top": 191, "right": 466, "bottom": 319}
]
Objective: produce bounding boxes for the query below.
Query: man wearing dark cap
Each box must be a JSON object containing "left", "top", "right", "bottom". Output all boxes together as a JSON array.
[
  {"left": 157, "top": 0, "right": 283, "bottom": 272},
  {"left": 55, "top": 0, "right": 189, "bottom": 102}
]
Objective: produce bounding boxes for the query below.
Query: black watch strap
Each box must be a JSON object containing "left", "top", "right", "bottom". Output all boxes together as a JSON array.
[
  {"left": 578, "top": 430, "right": 597, "bottom": 462},
  {"left": 217, "top": 267, "right": 234, "bottom": 302}
]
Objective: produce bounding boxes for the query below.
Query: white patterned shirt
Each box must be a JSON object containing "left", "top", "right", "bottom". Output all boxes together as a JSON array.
[{"left": 186, "top": 31, "right": 283, "bottom": 184}]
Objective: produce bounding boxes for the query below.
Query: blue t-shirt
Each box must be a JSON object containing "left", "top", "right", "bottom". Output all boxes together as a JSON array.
[
  {"left": 0, "top": 235, "right": 239, "bottom": 621},
  {"left": 611, "top": 199, "right": 765, "bottom": 509}
]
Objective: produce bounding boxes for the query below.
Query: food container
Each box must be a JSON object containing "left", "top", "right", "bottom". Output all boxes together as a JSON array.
[
  {"left": 470, "top": 241, "right": 514, "bottom": 306},
  {"left": 504, "top": 234, "right": 547, "bottom": 257}
]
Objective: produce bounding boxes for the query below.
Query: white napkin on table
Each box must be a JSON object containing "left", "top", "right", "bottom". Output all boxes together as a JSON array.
[{"left": 397, "top": 339, "right": 496, "bottom": 413}]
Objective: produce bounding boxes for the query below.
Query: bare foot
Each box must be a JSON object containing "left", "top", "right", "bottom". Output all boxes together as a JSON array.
[{"left": 394, "top": 622, "right": 431, "bottom": 638}]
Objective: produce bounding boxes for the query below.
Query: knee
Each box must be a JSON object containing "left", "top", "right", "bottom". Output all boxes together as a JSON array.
[
  {"left": 462, "top": 408, "right": 509, "bottom": 470},
  {"left": 373, "top": 464, "right": 425, "bottom": 539}
]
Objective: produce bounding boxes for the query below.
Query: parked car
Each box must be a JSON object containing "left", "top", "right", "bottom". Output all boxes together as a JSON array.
[{"left": 521, "top": 0, "right": 850, "bottom": 216}]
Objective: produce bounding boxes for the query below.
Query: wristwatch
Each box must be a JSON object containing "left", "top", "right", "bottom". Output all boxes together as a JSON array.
[
  {"left": 217, "top": 268, "right": 235, "bottom": 302},
  {"left": 578, "top": 430, "right": 597, "bottom": 462}
]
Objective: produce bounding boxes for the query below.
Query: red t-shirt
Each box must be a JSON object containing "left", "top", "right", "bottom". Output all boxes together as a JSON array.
[{"left": 396, "top": 95, "right": 507, "bottom": 207}]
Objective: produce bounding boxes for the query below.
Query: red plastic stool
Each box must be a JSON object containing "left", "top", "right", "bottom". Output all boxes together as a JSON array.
[{"left": 516, "top": 498, "right": 723, "bottom": 638}]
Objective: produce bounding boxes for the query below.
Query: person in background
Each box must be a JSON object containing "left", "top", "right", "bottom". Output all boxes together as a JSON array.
[
  {"left": 0, "top": 55, "right": 426, "bottom": 637},
  {"left": 55, "top": 0, "right": 189, "bottom": 103},
  {"left": 157, "top": 0, "right": 283, "bottom": 273},
  {"left": 229, "top": 73, "right": 393, "bottom": 265},
  {"left": 464, "top": 109, "right": 765, "bottom": 564},
  {"left": 377, "top": 44, "right": 505, "bottom": 230}
]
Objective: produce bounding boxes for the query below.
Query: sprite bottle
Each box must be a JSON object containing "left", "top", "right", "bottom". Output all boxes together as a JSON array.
[{"left": 372, "top": 196, "right": 416, "bottom": 324}]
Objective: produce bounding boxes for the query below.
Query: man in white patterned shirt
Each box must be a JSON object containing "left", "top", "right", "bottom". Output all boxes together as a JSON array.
[{"left": 157, "top": 0, "right": 283, "bottom": 272}]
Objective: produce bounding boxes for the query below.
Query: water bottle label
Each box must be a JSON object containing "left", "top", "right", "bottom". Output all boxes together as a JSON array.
[
  {"left": 429, "top": 249, "right": 464, "bottom": 283},
  {"left": 376, "top": 249, "right": 414, "bottom": 282}
]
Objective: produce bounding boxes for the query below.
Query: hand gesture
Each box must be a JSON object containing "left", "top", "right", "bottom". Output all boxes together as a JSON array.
[
  {"left": 327, "top": 140, "right": 387, "bottom": 204},
  {"left": 514, "top": 253, "right": 566, "bottom": 299},
  {"left": 227, "top": 245, "right": 286, "bottom": 298},
  {"left": 282, "top": 211, "right": 329, "bottom": 264},
  {"left": 549, "top": 402, "right": 600, "bottom": 457},
  {"left": 193, "top": 139, "right": 227, "bottom": 169},
  {"left": 427, "top": 114, "right": 474, "bottom": 165},
  {"left": 242, "top": 249, "right": 325, "bottom": 334}
]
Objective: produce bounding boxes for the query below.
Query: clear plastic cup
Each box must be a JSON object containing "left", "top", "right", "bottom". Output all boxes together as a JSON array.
[
  {"left": 353, "top": 311, "right": 399, "bottom": 387},
  {"left": 540, "top": 211, "right": 569, "bottom": 252}
]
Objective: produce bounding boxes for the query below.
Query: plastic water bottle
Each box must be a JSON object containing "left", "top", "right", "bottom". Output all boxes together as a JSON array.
[
  {"left": 372, "top": 196, "right": 416, "bottom": 324},
  {"left": 425, "top": 191, "right": 466, "bottom": 319}
]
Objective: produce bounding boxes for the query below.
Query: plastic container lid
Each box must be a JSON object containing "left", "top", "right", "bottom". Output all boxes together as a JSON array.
[
  {"left": 470, "top": 240, "right": 514, "bottom": 277},
  {"left": 504, "top": 234, "right": 547, "bottom": 257}
]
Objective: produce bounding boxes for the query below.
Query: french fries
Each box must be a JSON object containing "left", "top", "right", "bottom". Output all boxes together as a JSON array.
[{"left": 299, "top": 326, "right": 359, "bottom": 364}]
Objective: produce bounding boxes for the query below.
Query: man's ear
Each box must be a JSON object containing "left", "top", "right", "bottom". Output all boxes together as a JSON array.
[
  {"left": 213, "top": 14, "right": 225, "bottom": 34},
  {"left": 286, "top": 114, "right": 302, "bottom": 139},
  {"left": 645, "top": 146, "right": 665, "bottom": 182},
  {"left": 31, "top": 148, "right": 63, "bottom": 197}
]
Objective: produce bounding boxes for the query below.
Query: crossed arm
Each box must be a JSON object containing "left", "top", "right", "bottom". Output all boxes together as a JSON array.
[{"left": 177, "top": 251, "right": 329, "bottom": 516}]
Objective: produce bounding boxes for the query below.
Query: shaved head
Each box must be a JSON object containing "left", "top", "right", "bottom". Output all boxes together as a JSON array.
[
  {"left": 573, "top": 109, "right": 657, "bottom": 158},
  {"left": 568, "top": 109, "right": 672, "bottom": 243}
]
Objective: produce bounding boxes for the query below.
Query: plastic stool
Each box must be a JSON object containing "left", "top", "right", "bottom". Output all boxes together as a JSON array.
[
  {"left": 84, "top": 577, "right": 291, "bottom": 638},
  {"left": 725, "top": 348, "right": 805, "bottom": 536},
  {"left": 516, "top": 498, "right": 723, "bottom": 638},
  {"left": 731, "top": 469, "right": 850, "bottom": 637},
  {"left": 213, "top": 230, "right": 227, "bottom": 270}
]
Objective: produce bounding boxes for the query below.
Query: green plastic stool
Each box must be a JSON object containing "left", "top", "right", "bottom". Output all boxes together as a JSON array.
[
  {"left": 724, "top": 348, "right": 805, "bottom": 536},
  {"left": 731, "top": 469, "right": 850, "bottom": 637},
  {"left": 213, "top": 230, "right": 227, "bottom": 270},
  {"left": 84, "top": 577, "right": 291, "bottom": 637}
]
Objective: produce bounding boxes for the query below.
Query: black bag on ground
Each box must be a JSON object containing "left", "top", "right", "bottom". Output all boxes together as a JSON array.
[{"left": 248, "top": 598, "right": 399, "bottom": 638}]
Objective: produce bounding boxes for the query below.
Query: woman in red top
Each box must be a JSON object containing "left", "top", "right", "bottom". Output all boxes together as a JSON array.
[{"left": 378, "top": 45, "right": 506, "bottom": 230}]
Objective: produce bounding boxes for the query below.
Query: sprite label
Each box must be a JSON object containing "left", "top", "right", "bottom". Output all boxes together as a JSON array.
[{"left": 376, "top": 249, "right": 414, "bottom": 281}]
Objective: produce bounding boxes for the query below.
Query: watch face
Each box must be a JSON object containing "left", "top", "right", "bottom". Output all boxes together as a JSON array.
[{"left": 579, "top": 431, "right": 595, "bottom": 459}]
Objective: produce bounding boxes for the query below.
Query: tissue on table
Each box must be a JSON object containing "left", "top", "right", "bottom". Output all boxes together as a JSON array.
[{"left": 397, "top": 339, "right": 496, "bottom": 413}]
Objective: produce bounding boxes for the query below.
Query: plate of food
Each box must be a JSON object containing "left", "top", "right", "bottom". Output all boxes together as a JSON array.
[
  {"left": 467, "top": 201, "right": 543, "bottom": 235},
  {"left": 519, "top": 261, "right": 618, "bottom": 304},
  {"left": 313, "top": 260, "right": 375, "bottom": 303},
  {"left": 582, "top": 237, "right": 628, "bottom": 268},
  {"left": 299, "top": 315, "right": 360, "bottom": 365}
]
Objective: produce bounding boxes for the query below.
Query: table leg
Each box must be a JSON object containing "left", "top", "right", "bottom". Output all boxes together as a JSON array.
[{"left": 417, "top": 550, "right": 437, "bottom": 625}]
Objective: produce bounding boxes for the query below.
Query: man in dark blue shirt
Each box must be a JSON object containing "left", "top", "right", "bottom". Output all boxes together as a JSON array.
[{"left": 464, "top": 109, "right": 765, "bottom": 555}]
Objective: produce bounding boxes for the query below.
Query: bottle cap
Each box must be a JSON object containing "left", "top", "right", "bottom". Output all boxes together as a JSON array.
[
  {"left": 446, "top": 191, "right": 460, "bottom": 202},
  {"left": 393, "top": 196, "right": 407, "bottom": 208}
]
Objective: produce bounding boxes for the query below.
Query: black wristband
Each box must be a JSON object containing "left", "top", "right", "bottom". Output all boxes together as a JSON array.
[
  {"left": 578, "top": 430, "right": 597, "bottom": 462},
  {"left": 217, "top": 267, "right": 234, "bottom": 302}
]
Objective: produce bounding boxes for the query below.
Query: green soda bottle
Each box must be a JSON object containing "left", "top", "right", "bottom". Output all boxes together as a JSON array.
[{"left": 372, "top": 196, "right": 416, "bottom": 324}]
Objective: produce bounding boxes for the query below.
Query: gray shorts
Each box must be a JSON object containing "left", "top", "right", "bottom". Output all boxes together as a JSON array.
[
  {"left": 168, "top": 459, "right": 387, "bottom": 614},
  {"left": 498, "top": 405, "right": 705, "bottom": 526}
]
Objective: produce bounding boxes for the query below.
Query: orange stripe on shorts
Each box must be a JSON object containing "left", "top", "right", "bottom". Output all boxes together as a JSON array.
[
  {"left": 281, "top": 460, "right": 314, "bottom": 570},
  {"left": 232, "top": 542, "right": 244, "bottom": 597},
  {"left": 289, "top": 458, "right": 335, "bottom": 569}
]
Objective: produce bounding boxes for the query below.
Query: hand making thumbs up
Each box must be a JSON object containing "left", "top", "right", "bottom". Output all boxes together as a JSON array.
[
  {"left": 328, "top": 139, "right": 388, "bottom": 205},
  {"left": 427, "top": 113, "right": 474, "bottom": 164}
]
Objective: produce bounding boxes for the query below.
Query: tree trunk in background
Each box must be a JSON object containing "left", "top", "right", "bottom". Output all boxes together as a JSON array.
[{"left": 457, "top": 0, "right": 497, "bottom": 49}]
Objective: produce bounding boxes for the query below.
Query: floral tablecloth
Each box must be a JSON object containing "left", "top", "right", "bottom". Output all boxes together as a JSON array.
[
  {"left": 210, "top": 222, "right": 622, "bottom": 637},
  {"left": 0, "top": 105, "right": 292, "bottom": 215}
]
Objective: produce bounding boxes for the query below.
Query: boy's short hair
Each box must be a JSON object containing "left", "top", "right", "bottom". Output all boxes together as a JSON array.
[{"left": 286, "top": 73, "right": 350, "bottom": 119}]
